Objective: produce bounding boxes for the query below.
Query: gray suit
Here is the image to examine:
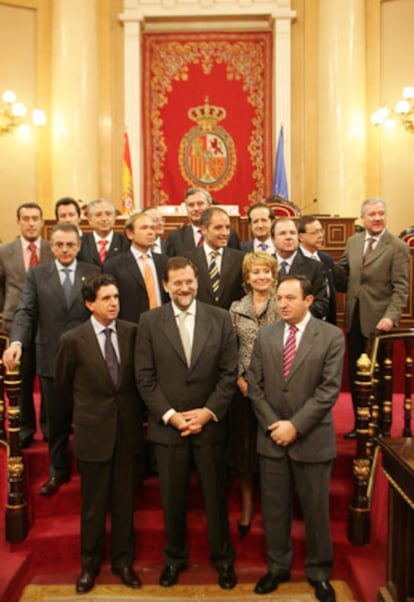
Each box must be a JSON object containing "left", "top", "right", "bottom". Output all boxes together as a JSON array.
[
  {"left": 248, "top": 317, "right": 344, "bottom": 580},
  {"left": 11, "top": 260, "right": 100, "bottom": 477},
  {"left": 336, "top": 230, "right": 409, "bottom": 416},
  {"left": 0, "top": 237, "right": 53, "bottom": 439},
  {"left": 135, "top": 301, "right": 237, "bottom": 568}
]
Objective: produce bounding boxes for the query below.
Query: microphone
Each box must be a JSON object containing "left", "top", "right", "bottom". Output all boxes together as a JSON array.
[{"left": 301, "top": 198, "right": 318, "bottom": 214}]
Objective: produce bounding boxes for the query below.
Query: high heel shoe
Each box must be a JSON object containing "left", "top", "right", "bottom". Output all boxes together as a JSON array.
[{"left": 237, "top": 512, "right": 253, "bottom": 538}]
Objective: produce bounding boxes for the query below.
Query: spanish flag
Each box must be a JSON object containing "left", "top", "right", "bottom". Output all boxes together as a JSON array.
[{"left": 122, "top": 131, "right": 134, "bottom": 214}]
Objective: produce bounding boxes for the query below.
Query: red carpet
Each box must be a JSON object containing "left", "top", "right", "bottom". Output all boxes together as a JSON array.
[{"left": 1, "top": 392, "right": 411, "bottom": 602}]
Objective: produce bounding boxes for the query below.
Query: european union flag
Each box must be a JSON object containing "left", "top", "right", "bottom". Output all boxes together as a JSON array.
[{"left": 272, "top": 126, "right": 289, "bottom": 199}]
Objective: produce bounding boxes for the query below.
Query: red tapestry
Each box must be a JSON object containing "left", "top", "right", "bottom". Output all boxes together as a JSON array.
[{"left": 142, "top": 32, "right": 273, "bottom": 214}]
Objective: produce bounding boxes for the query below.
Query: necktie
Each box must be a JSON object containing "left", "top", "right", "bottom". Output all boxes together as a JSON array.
[
  {"left": 142, "top": 254, "right": 158, "bottom": 309},
  {"left": 62, "top": 268, "right": 72, "bottom": 306},
  {"left": 209, "top": 251, "right": 220, "bottom": 301},
  {"left": 104, "top": 328, "right": 119, "bottom": 386},
  {"left": 197, "top": 230, "right": 204, "bottom": 248},
  {"left": 283, "top": 324, "right": 298, "bottom": 379},
  {"left": 278, "top": 261, "right": 288, "bottom": 280},
  {"left": 28, "top": 243, "right": 39, "bottom": 268},
  {"left": 177, "top": 312, "right": 192, "bottom": 367},
  {"left": 364, "top": 237, "right": 375, "bottom": 263},
  {"left": 259, "top": 242, "right": 268, "bottom": 252},
  {"left": 98, "top": 239, "right": 108, "bottom": 264}
]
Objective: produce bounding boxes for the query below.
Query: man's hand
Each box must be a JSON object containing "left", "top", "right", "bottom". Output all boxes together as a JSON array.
[
  {"left": 268, "top": 420, "right": 298, "bottom": 446},
  {"left": 376, "top": 317, "right": 393, "bottom": 332},
  {"left": 180, "top": 408, "right": 212, "bottom": 436},
  {"left": 3, "top": 343, "right": 22, "bottom": 372}
]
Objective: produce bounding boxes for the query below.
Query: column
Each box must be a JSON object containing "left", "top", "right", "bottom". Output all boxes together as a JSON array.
[
  {"left": 317, "top": 0, "right": 366, "bottom": 217},
  {"left": 51, "top": 0, "right": 99, "bottom": 202}
]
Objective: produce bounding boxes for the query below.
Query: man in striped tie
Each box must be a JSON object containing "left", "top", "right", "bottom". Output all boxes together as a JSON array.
[{"left": 248, "top": 275, "right": 344, "bottom": 602}]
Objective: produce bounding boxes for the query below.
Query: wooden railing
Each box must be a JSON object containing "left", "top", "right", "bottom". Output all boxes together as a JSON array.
[
  {"left": 0, "top": 338, "right": 29, "bottom": 543},
  {"left": 348, "top": 329, "right": 414, "bottom": 545}
]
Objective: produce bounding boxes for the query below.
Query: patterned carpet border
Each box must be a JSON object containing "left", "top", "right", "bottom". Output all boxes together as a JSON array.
[{"left": 19, "top": 581, "right": 355, "bottom": 601}]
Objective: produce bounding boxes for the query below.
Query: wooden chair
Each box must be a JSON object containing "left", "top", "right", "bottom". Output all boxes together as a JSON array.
[
  {"left": 399, "top": 226, "right": 414, "bottom": 247},
  {"left": 264, "top": 195, "right": 301, "bottom": 217},
  {"left": 348, "top": 329, "right": 414, "bottom": 545}
]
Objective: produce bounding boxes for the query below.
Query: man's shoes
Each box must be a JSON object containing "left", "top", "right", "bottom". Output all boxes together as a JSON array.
[
  {"left": 217, "top": 564, "right": 237, "bottom": 589},
  {"left": 19, "top": 435, "right": 33, "bottom": 449},
  {"left": 76, "top": 569, "right": 98, "bottom": 594},
  {"left": 159, "top": 564, "right": 186, "bottom": 587},
  {"left": 308, "top": 579, "right": 336, "bottom": 602},
  {"left": 254, "top": 571, "right": 290, "bottom": 595},
  {"left": 343, "top": 430, "right": 357, "bottom": 440},
  {"left": 40, "top": 475, "right": 70, "bottom": 496},
  {"left": 112, "top": 566, "right": 141, "bottom": 588}
]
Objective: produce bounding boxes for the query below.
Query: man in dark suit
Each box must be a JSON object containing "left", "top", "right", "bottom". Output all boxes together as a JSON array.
[
  {"left": 184, "top": 206, "right": 243, "bottom": 309},
  {"left": 335, "top": 198, "right": 410, "bottom": 438},
  {"left": 241, "top": 203, "right": 275, "bottom": 254},
  {"left": 248, "top": 275, "right": 344, "bottom": 602},
  {"left": 271, "top": 218, "right": 329, "bottom": 320},
  {"left": 55, "top": 273, "right": 143, "bottom": 594},
  {"left": 0, "top": 202, "right": 53, "bottom": 447},
  {"left": 297, "top": 215, "right": 337, "bottom": 324},
  {"left": 135, "top": 256, "right": 238, "bottom": 590},
  {"left": 165, "top": 187, "right": 240, "bottom": 256},
  {"left": 104, "top": 211, "right": 169, "bottom": 322},
  {"left": 77, "top": 198, "right": 129, "bottom": 267},
  {"left": 3, "top": 224, "right": 100, "bottom": 495}
]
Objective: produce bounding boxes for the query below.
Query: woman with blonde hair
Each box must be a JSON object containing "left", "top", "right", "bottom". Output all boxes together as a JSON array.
[{"left": 229, "top": 252, "right": 279, "bottom": 536}]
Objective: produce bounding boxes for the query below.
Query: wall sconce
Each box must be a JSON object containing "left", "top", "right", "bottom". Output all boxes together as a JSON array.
[
  {"left": 0, "top": 90, "right": 47, "bottom": 136},
  {"left": 371, "top": 87, "right": 414, "bottom": 134}
]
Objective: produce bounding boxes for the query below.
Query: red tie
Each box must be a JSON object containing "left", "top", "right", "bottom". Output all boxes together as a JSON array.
[
  {"left": 283, "top": 325, "right": 298, "bottom": 379},
  {"left": 98, "top": 239, "right": 108, "bottom": 264},
  {"left": 28, "top": 243, "right": 39, "bottom": 268},
  {"left": 197, "top": 230, "right": 204, "bottom": 247}
]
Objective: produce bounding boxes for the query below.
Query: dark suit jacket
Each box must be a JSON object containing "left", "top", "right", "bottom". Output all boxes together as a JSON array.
[
  {"left": 165, "top": 224, "right": 240, "bottom": 256},
  {"left": 0, "top": 237, "right": 53, "bottom": 332},
  {"left": 135, "top": 301, "right": 237, "bottom": 447},
  {"left": 241, "top": 239, "right": 254, "bottom": 252},
  {"left": 10, "top": 261, "right": 100, "bottom": 377},
  {"left": 248, "top": 316, "right": 344, "bottom": 463},
  {"left": 285, "top": 251, "right": 329, "bottom": 320},
  {"left": 103, "top": 250, "right": 169, "bottom": 322},
  {"left": 55, "top": 319, "right": 143, "bottom": 462},
  {"left": 77, "top": 231, "right": 130, "bottom": 268},
  {"left": 317, "top": 250, "right": 337, "bottom": 325},
  {"left": 336, "top": 230, "right": 410, "bottom": 337},
  {"left": 184, "top": 247, "right": 244, "bottom": 309}
]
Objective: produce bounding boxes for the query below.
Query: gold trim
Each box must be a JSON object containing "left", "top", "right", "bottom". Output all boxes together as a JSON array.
[{"left": 382, "top": 467, "right": 414, "bottom": 510}]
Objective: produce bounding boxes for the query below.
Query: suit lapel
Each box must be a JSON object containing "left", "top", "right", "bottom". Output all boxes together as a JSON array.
[
  {"left": 286, "top": 318, "right": 316, "bottom": 381},
  {"left": 81, "top": 321, "right": 115, "bottom": 388},
  {"left": 161, "top": 305, "right": 188, "bottom": 366},
  {"left": 125, "top": 251, "right": 146, "bottom": 291},
  {"left": 184, "top": 225, "right": 196, "bottom": 249},
  {"left": 48, "top": 263, "right": 67, "bottom": 306},
  {"left": 363, "top": 231, "right": 390, "bottom": 266},
  {"left": 190, "top": 303, "right": 212, "bottom": 369}
]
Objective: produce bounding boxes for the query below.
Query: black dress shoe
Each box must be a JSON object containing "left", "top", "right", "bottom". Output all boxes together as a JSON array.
[
  {"left": 19, "top": 435, "right": 34, "bottom": 449},
  {"left": 40, "top": 475, "right": 70, "bottom": 496},
  {"left": 343, "top": 430, "right": 357, "bottom": 440},
  {"left": 159, "top": 564, "right": 185, "bottom": 587},
  {"left": 308, "top": 579, "right": 336, "bottom": 602},
  {"left": 76, "top": 570, "right": 97, "bottom": 594},
  {"left": 254, "top": 571, "right": 290, "bottom": 595},
  {"left": 217, "top": 564, "right": 237, "bottom": 589},
  {"left": 112, "top": 566, "right": 141, "bottom": 588}
]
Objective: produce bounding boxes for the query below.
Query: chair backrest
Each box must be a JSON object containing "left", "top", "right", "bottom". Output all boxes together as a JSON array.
[
  {"left": 399, "top": 226, "right": 414, "bottom": 247},
  {"left": 264, "top": 195, "right": 301, "bottom": 217}
]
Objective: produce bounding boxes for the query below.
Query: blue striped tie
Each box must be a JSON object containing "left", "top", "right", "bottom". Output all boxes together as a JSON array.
[{"left": 209, "top": 251, "right": 220, "bottom": 302}]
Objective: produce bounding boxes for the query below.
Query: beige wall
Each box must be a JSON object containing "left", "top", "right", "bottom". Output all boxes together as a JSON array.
[
  {"left": 0, "top": 0, "right": 413, "bottom": 242},
  {"left": 0, "top": 2, "right": 38, "bottom": 240}
]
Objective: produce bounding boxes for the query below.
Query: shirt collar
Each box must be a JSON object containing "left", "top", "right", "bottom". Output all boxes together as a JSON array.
[
  {"left": 171, "top": 298, "right": 197, "bottom": 318},
  {"left": 284, "top": 311, "right": 312, "bottom": 334},
  {"left": 276, "top": 250, "right": 297, "bottom": 266},
  {"left": 130, "top": 246, "right": 153, "bottom": 261},
  {"left": 204, "top": 242, "right": 222, "bottom": 257},
  {"left": 55, "top": 259, "right": 77, "bottom": 271},
  {"left": 93, "top": 230, "right": 114, "bottom": 245},
  {"left": 21, "top": 236, "right": 41, "bottom": 249},
  {"left": 90, "top": 315, "right": 117, "bottom": 335}
]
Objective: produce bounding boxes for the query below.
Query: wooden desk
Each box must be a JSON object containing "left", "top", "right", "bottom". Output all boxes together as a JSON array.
[{"left": 378, "top": 438, "right": 414, "bottom": 602}]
